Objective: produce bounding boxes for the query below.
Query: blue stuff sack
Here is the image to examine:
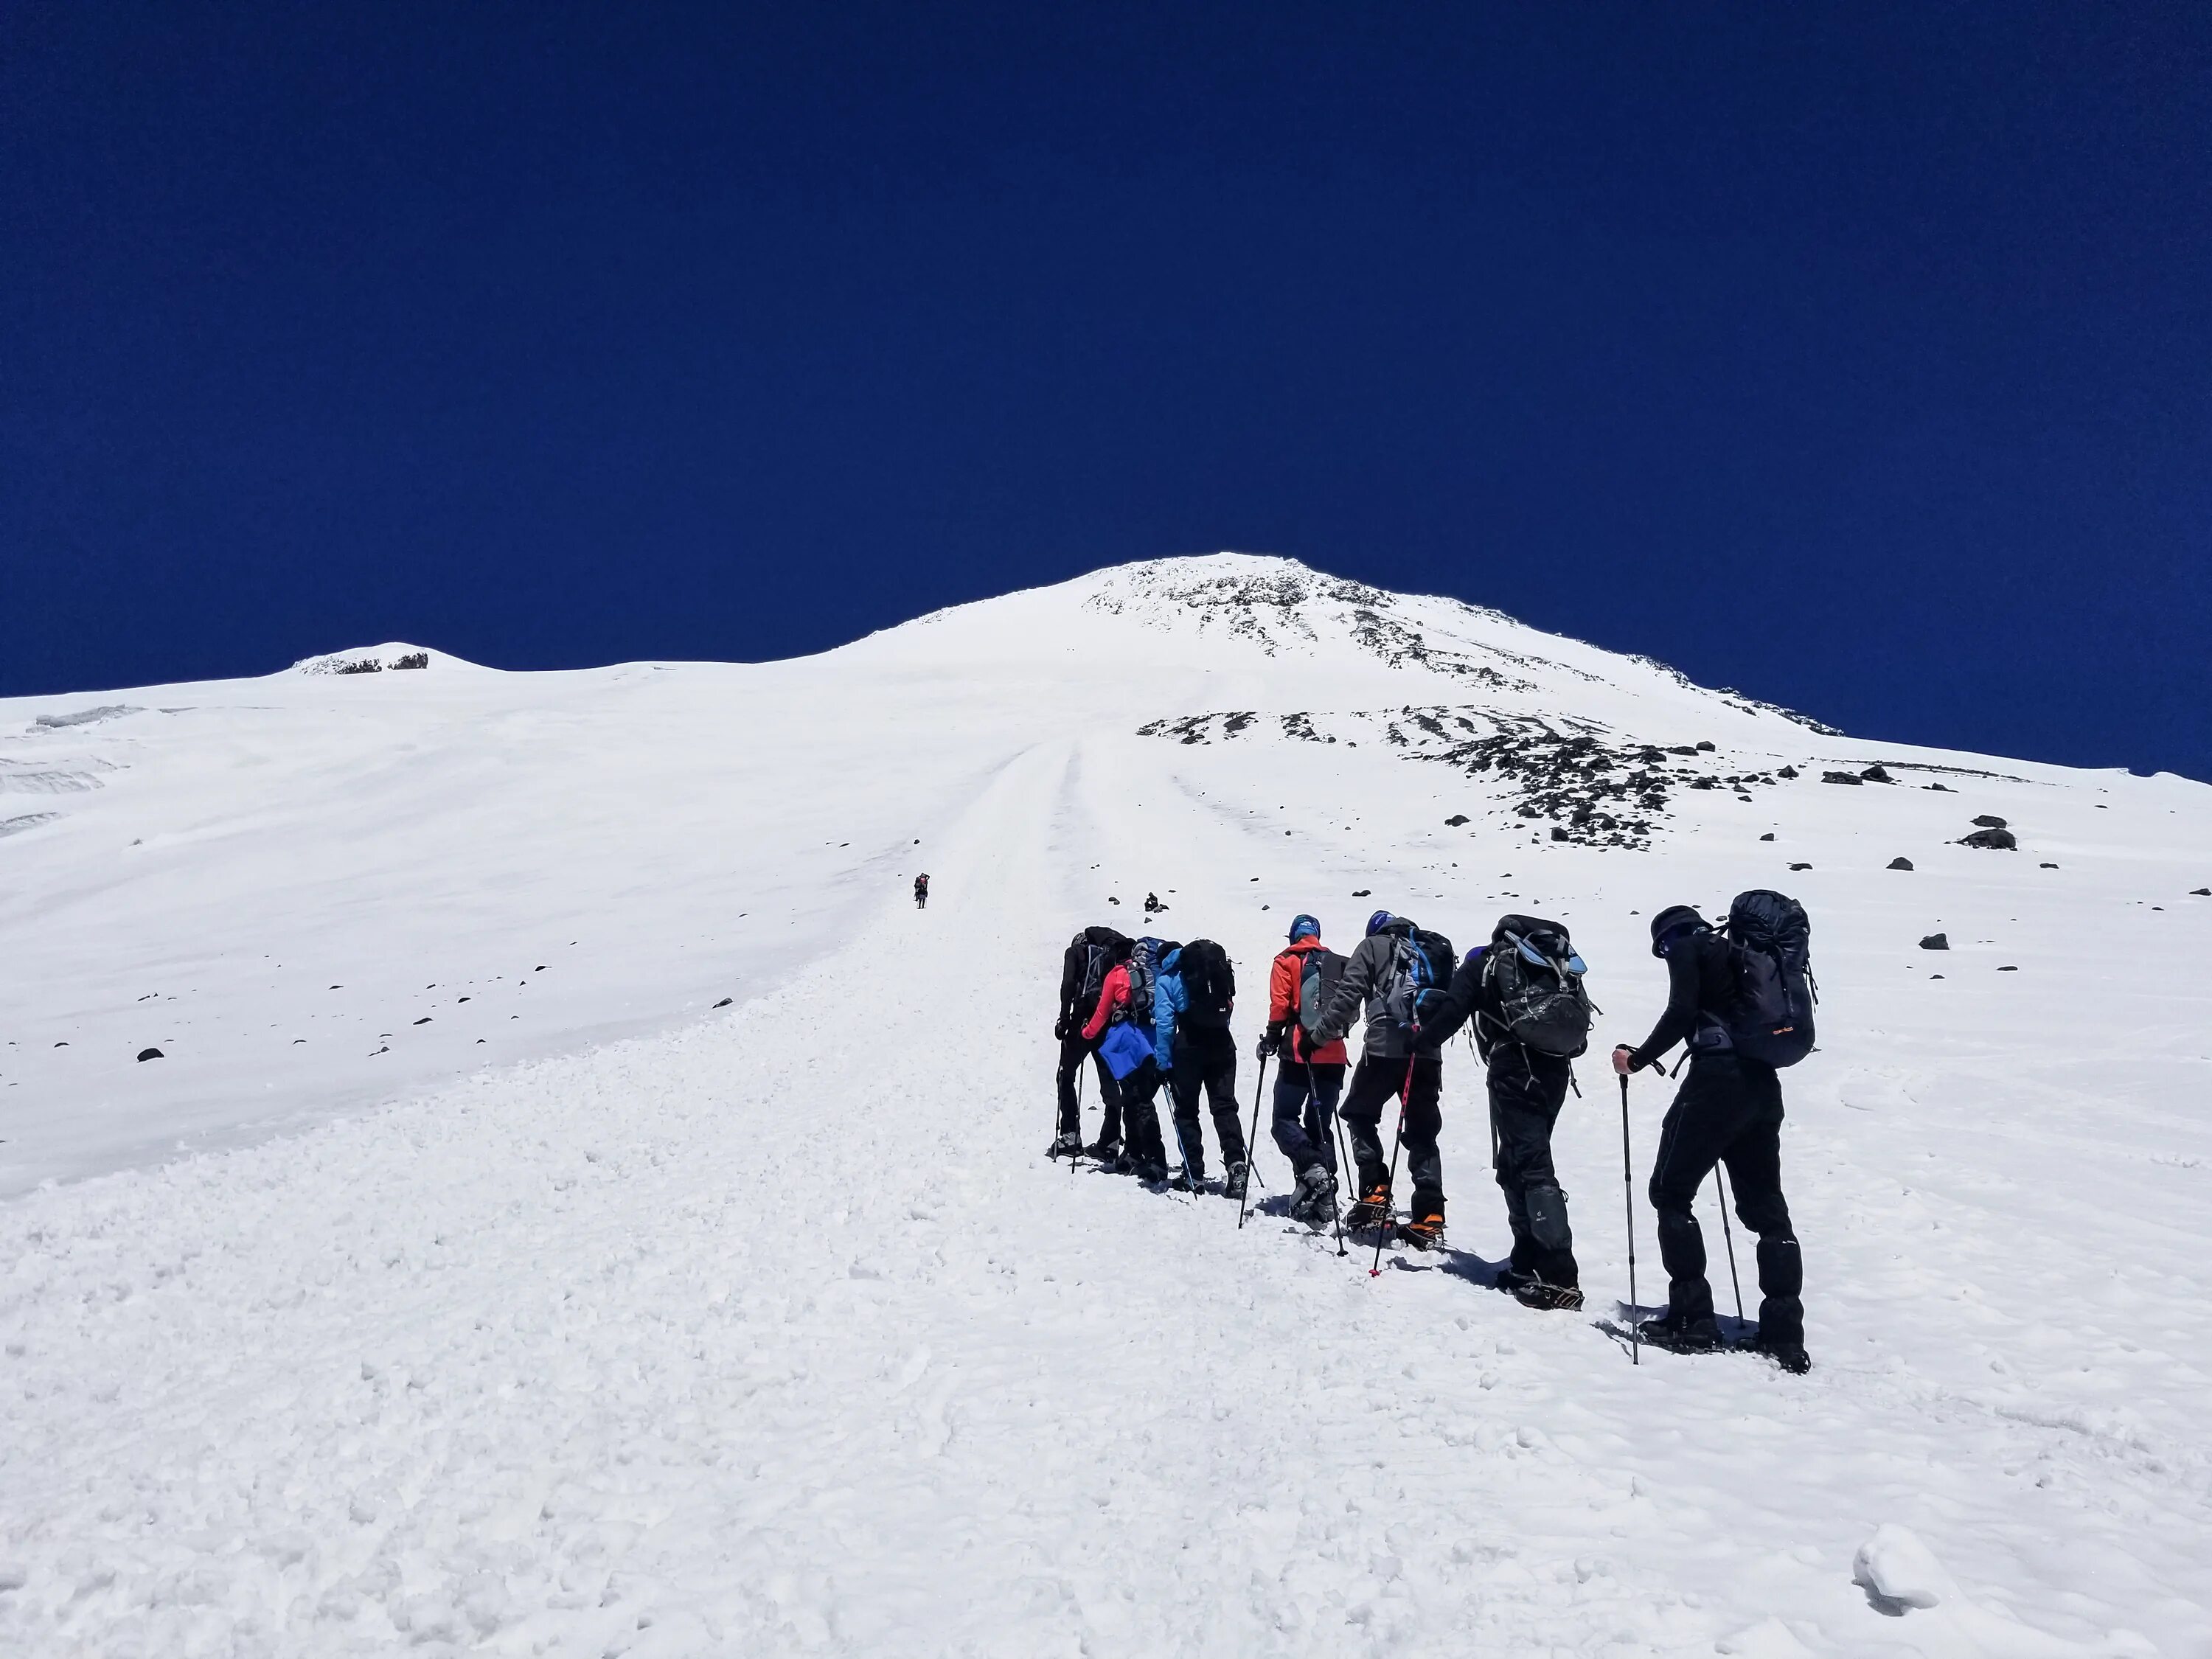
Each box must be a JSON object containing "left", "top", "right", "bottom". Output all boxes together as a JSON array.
[{"left": 1099, "top": 1020, "right": 1155, "bottom": 1080}]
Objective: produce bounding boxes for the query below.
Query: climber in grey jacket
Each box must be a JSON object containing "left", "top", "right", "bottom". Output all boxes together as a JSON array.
[{"left": 1308, "top": 910, "right": 1451, "bottom": 1245}]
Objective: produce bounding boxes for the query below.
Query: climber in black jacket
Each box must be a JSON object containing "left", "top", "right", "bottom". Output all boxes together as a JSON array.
[
  {"left": 1613, "top": 905, "right": 1809, "bottom": 1374},
  {"left": 1421, "top": 916, "right": 1585, "bottom": 1310}
]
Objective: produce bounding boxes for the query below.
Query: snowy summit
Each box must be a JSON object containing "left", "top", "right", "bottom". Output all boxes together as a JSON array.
[{"left": 1, "top": 553, "right": 2206, "bottom": 1655}]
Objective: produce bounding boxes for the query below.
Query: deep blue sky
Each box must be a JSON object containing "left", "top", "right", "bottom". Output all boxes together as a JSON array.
[{"left": 6, "top": 4, "right": 2208, "bottom": 778}]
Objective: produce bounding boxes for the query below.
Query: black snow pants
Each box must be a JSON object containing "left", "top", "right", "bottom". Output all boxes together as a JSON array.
[
  {"left": 1646, "top": 1052, "right": 1803, "bottom": 1346},
  {"left": 1169, "top": 1026, "right": 1248, "bottom": 1179},
  {"left": 1340, "top": 1051, "right": 1445, "bottom": 1219},
  {"left": 1271, "top": 1058, "right": 1346, "bottom": 1177},
  {"left": 1488, "top": 1046, "right": 1579, "bottom": 1290},
  {"left": 1119, "top": 1057, "right": 1169, "bottom": 1171},
  {"left": 1056, "top": 1033, "right": 1123, "bottom": 1145}
]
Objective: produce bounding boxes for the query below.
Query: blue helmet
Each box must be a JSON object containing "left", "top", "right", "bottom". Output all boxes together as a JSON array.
[
  {"left": 1366, "top": 909, "right": 1395, "bottom": 936},
  {"left": 1287, "top": 914, "right": 1321, "bottom": 943}
]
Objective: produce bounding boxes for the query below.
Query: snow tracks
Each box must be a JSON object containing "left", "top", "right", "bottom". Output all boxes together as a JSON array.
[{"left": 0, "top": 737, "right": 2196, "bottom": 1656}]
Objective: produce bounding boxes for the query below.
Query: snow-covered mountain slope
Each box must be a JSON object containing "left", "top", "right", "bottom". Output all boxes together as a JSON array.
[{"left": 3, "top": 554, "right": 2208, "bottom": 1656}]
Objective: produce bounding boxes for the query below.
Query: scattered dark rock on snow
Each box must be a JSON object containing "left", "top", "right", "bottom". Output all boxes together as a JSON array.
[
  {"left": 136, "top": 1047, "right": 163, "bottom": 1061},
  {"left": 1352, "top": 888, "right": 1372, "bottom": 897},
  {"left": 1107, "top": 896, "right": 1120, "bottom": 905},
  {"left": 1695, "top": 740, "right": 1717, "bottom": 751},
  {"left": 1971, "top": 815, "right": 2008, "bottom": 829},
  {"left": 714, "top": 997, "right": 734, "bottom": 1009},
  {"left": 1920, "top": 933, "right": 1950, "bottom": 950},
  {"left": 1822, "top": 771, "right": 1863, "bottom": 785},
  {"left": 2194, "top": 888, "right": 2211, "bottom": 896},
  {"left": 1444, "top": 814, "right": 1470, "bottom": 827},
  {"left": 1997, "top": 965, "right": 2019, "bottom": 973},
  {"left": 2041, "top": 863, "right": 2059, "bottom": 869},
  {"left": 413, "top": 1017, "right": 431, "bottom": 1026},
  {"left": 1550, "top": 827, "right": 1570, "bottom": 841},
  {"left": 1959, "top": 827, "right": 2017, "bottom": 850},
  {"left": 1788, "top": 862, "right": 1813, "bottom": 872},
  {"left": 1888, "top": 858, "right": 1914, "bottom": 871},
  {"left": 1860, "top": 765, "right": 1893, "bottom": 783},
  {"left": 1927, "top": 782, "right": 1954, "bottom": 792},
  {"left": 1777, "top": 765, "right": 1799, "bottom": 779},
  {"left": 1930, "top": 974, "right": 1945, "bottom": 979},
  {"left": 1759, "top": 832, "right": 1776, "bottom": 841}
]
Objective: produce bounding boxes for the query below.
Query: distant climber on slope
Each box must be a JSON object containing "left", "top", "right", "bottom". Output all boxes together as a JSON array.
[
  {"left": 1051, "top": 925, "right": 1128, "bottom": 1160},
  {"left": 1157, "top": 937, "right": 1248, "bottom": 1200},
  {"left": 1259, "top": 915, "right": 1349, "bottom": 1227},
  {"left": 1422, "top": 916, "right": 1594, "bottom": 1310},
  {"left": 1308, "top": 909, "right": 1457, "bottom": 1247},
  {"left": 914, "top": 873, "right": 930, "bottom": 909},
  {"left": 1082, "top": 936, "right": 1172, "bottom": 1183},
  {"left": 1613, "top": 894, "right": 1815, "bottom": 1374}
]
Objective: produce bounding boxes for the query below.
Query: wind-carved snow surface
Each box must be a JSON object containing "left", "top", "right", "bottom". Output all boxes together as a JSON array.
[{"left": 2, "top": 554, "right": 2209, "bottom": 1655}]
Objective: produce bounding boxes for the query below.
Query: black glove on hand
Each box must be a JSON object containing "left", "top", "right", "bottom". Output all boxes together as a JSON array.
[{"left": 1054, "top": 1016, "right": 1072, "bottom": 1043}]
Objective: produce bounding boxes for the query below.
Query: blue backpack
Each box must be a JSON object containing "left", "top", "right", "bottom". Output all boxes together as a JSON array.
[{"left": 1378, "top": 925, "right": 1455, "bottom": 1036}]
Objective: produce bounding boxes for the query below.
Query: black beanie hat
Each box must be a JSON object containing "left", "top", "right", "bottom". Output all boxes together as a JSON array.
[{"left": 1649, "top": 905, "right": 1708, "bottom": 956}]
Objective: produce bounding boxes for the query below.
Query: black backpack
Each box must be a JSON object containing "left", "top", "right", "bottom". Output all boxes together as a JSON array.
[
  {"left": 1714, "top": 891, "right": 1817, "bottom": 1067},
  {"left": 1072, "top": 927, "right": 1127, "bottom": 1017},
  {"left": 1484, "top": 916, "right": 1593, "bottom": 1057},
  {"left": 1378, "top": 924, "right": 1455, "bottom": 1036},
  {"left": 1178, "top": 939, "right": 1236, "bottom": 1029},
  {"left": 1297, "top": 947, "right": 1347, "bottom": 1043}
]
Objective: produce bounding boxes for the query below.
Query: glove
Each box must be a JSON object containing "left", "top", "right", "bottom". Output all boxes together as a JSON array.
[
  {"left": 1054, "top": 1016, "right": 1072, "bottom": 1043},
  {"left": 1255, "top": 1034, "right": 1277, "bottom": 1062}
]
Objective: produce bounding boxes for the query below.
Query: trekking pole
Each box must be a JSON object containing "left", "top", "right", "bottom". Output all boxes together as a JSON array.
[
  {"left": 1237, "top": 1054, "right": 1268, "bottom": 1230},
  {"left": 1619, "top": 1071, "right": 1638, "bottom": 1366},
  {"left": 1712, "top": 1165, "right": 1745, "bottom": 1321},
  {"left": 1071, "top": 1059, "right": 1083, "bottom": 1176},
  {"left": 1166, "top": 1074, "right": 1204, "bottom": 1200},
  {"left": 1312, "top": 1059, "right": 1349, "bottom": 1257},
  {"left": 1326, "top": 1082, "right": 1352, "bottom": 1257},
  {"left": 1369, "top": 1106, "right": 1406, "bottom": 1276}
]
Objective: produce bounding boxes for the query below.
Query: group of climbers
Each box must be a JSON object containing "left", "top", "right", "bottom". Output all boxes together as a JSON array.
[
  {"left": 1051, "top": 931, "right": 1250, "bottom": 1194},
  {"left": 1048, "top": 893, "right": 1815, "bottom": 1376}
]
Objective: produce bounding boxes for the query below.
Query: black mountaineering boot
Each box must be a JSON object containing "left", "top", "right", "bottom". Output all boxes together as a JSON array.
[
  {"left": 1343, "top": 1186, "right": 1391, "bottom": 1231},
  {"left": 1638, "top": 1309, "right": 1722, "bottom": 1353},
  {"left": 1222, "top": 1162, "right": 1249, "bottom": 1203},
  {"left": 1289, "top": 1165, "right": 1335, "bottom": 1225},
  {"left": 1046, "top": 1131, "right": 1082, "bottom": 1159},
  {"left": 1512, "top": 1279, "right": 1585, "bottom": 1312},
  {"left": 1753, "top": 1332, "right": 1812, "bottom": 1374},
  {"left": 1401, "top": 1213, "right": 1446, "bottom": 1251}
]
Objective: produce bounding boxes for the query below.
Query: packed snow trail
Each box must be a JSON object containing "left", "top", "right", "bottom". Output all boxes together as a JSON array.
[{"left": 5, "top": 732, "right": 2200, "bottom": 1658}]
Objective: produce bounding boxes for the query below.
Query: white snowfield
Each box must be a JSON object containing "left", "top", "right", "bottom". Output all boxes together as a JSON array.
[{"left": 2, "top": 554, "right": 2207, "bottom": 1656}]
